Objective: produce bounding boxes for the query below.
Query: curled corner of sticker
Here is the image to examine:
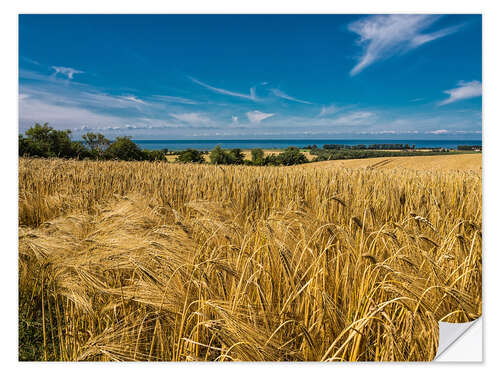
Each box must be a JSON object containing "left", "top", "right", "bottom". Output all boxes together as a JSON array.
[{"left": 434, "top": 316, "right": 482, "bottom": 362}]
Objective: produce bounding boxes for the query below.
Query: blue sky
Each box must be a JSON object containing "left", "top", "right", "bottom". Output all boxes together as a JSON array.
[{"left": 19, "top": 14, "right": 482, "bottom": 139}]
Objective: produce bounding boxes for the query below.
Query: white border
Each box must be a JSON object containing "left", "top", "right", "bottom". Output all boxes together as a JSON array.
[{"left": 3, "top": 1, "right": 497, "bottom": 373}]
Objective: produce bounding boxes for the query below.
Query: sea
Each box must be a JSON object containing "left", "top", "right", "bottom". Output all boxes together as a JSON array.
[{"left": 133, "top": 139, "right": 482, "bottom": 151}]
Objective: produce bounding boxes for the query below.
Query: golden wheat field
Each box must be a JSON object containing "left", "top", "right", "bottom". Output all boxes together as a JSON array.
[
  {"left": 309, "top": 153, "right": 482, "bottom": 171},
  {"left": 18, "top": 156, "right": 482, "bottom": 361}
]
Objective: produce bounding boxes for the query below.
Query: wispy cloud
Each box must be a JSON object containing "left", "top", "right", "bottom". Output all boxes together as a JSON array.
[
  {"left": 51, "top": 66, "right": 84, "bottom": 80},
  {"left": 21, "top": 56, "right": 40, "bottom": 66},
  {"left": 438, "top": 80, "right": 482, "bottom": 106},
  {"left": 152, "top": 95, "right": 198, "bottom": 105},
  {"left": 319, "top": 104, "right": 341, "bottom": 117},
  {"left": 270, "top": 88, "right": 312, "bottom": 104},
  {"left": 427, "top": 129, "right": 449, "bottom": 134},
  {"left": 19, "top": 95, "right": 125, "bottom": 131},
  {"left": 348, "top": 15, "right": 464, "bottom": 76},
  {"left": 170, "top": 112, "right": 212, "bottom": 125},
  {"left": 118, "top": 95, "right": 146, "bottom": 104},
  {"left": 246, "top": 110, "right": 274, "bottom": 124},
  {"left": 332, "top": 111, "right": 375, "bottom": 125},
  {"left": 189, "top": 77, "right": 258, "bottom": 101}
]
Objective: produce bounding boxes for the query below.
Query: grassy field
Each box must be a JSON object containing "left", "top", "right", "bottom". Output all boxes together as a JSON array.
[{"left": 18, "top": 155, "right": 481, "bottom": 361}]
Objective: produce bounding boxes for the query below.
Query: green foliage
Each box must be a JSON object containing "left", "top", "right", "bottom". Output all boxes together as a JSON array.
[
  {"left": 176, "top": 149, "right": 205, "bottom": 163},
  {"left": 105, "top": 136, "right": 144, "bottom": 161},
  {"left": 251, "top": 148, "right": 264, "bottom": 165},
  {"left": 311, "top": 149, "right": 452, "bottom": 162},
  {"left": 19, "top": 290, "right": 59, "bottom": 361},
  {"left": 228, "top": 148, "right": 245, "bottom": 164},
  {"left": 209, "top": 145, "right": 232, "bottom": 165},
  {"left": 276, "top": 147, "right": 308, "bottom": 166},
  {"left": 82, "top": 132, "right": 111, "bottom": 158},
  {"left": 262, "top": 154, "right": 281, "bottom": 166},
  {"left": 209, "top": 146, "right": 246, "bottom": 165},
  {"left": 20, "top": 122, "right": 80, "bottom": 158},
  {"left": 142, "top": 149, "right": 168, "bottom": 161}
]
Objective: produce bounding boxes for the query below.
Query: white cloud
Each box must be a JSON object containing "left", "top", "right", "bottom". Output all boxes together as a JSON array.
[
  {"left": 270, "top": 88, "right": 312, "bottom": 104},
  {"left": 51, "top": 66, "right": 84, "bottom": 79},
  {"left": 348, "top": 15, "right": 463, "bottom": 76},
  {"left": 428, "top": 129, "right": 449, "bottom": 134},
  {"left": 246, "top": 110, "right": 274, "bottom": 124},
  {"left": 319, "top": 104, "right": 341, "bottom": 116},
  {"left": 118, "top": 95, "right": 146, "bottom": 104},
  {"left": 189, "top": 77, "right": 258, "bottom": 101},
  {"left": 438, "top": 80, "right": 482, "bottom": 106},
  {"left": 152, "top": 95, "right": 198, "bottom": 105},
  {"left": 21, "top": 57, "right": 40, "bottom": 66},
  {"left": 19, "top": 96, "right": 125, "bottom": 131},
  {"left": 232, "top": 116, "right": 239, "bottom": 124},
  {"left": 332, "top": 111, "right": 376, "bottom": 125},
  {"left": 79, "top": 92, "right": 147, "bottom": 108},
  {"left": 170, "top": 112, "right": 212, "bottom": 125}
]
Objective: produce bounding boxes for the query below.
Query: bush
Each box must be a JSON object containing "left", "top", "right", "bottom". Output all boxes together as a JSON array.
[
  {"left": 262, "top": 154, "right": 281, "bottom": 166},
  {"left": 276, "top": 147, "right": 308, "bottom": 166},
  {"left": 209, "top": 145, "right": 232, "bottom": 165},
  {"left": 229, "top": 148, "right": 245, "bottom": 165},
  {"left": 82, "top": 132, "right": 111, "bottom": 158},
  {"left": 251, "top": 148, "right": 264, "bottom": 165},
  {"left": 20, "top": 123, "right": 76, "bottom": 158},
  {"left": 176, "top": 149, "right": 204, "bottom": 163},
  {"left": 105, "top": 136, "right": 144, "bottom": 161},
  {"left": 143, "top": 149, "right": 167, "bottom": 161}
]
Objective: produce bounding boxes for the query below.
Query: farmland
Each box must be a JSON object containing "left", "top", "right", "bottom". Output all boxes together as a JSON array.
[{"left": 19, "top": 156, "right": 482, "bottom": 361}]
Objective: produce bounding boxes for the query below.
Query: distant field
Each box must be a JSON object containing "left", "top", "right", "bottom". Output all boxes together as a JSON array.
[
  {"left": 166, "top": 149, "right": 316, "bottom": 162},
  {"left": 306, "top": 153, "right": 482, "bottom": 171},
  {"left": 166, "top": 150, "right": 479, "bottom": 165}
]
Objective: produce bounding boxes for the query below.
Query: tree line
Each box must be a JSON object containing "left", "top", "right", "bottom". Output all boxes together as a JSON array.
[
  {"left": 18, "top": 123, "right": 309, "bottom": 166},
  {"left": 304, "top": 143, "right": 417, "bottom": 150},
  {"left": 19, "top": 123, "right": 168, "bottom": 161},
  {"left": 19, "top": 123, "right": 461, "bottom": 166}
]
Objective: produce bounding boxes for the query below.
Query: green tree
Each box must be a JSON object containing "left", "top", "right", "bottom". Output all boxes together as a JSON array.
[
  {"left": 262, "top": 154, "right": 281, "bottom": 166},
  {"left": 276, "top": 147, "right": 308, "bottom": 166},
  {"left": 25, "top": 123, "right": 52, "bottom": 144},
  {"left": 143, "top": 149, "right": 168, "bottom": 161},
  {"left": 176, "top": 149, "right": 204, "bottom": 163},
  {"left": 229, "top": 148, "right": 245, "bottom": 164},
  {"left": 251, "top": 148, "right": 264, "bottom": 165},
  {"left": 105, "top": 137, "right": 144, "bottom": 161},
  {"left": 82, "top": 132, "right": 111, "bottom": 157},
  {"left": 209, "top": 145, "right": 232, "bottom": 164},
  {"left": 21, "top": 123, "right": 76, "bottom": 157}
]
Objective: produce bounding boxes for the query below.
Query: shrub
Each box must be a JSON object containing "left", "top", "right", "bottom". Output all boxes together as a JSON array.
[
  {"left": 251, "top": 148, "right": 264, "bottom": 165},
  {"left": 276, "top": 147, "right": 308, "bottom": 165},
  {"left": 143, "top": 149, "right": 168, "bottom": 161},
  {"left": 105, "top": 137, "right": 144, "bottom": 161},
  {"left": 209, "top": 145, "right": 232, "bottom": 165},
  {"left": 20, "top": 123, "right": 76, "bottom": 158},
  {"left": 176, "top": 149, "right": 205, "bottom": 163}
]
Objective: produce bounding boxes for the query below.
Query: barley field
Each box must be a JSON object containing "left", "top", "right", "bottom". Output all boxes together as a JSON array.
[
  {"left": 310, "top": 153, "right": 482, "bottom": 171},
  {"left": 18, "top": 156, "right": 482, "bottom": 361}
]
